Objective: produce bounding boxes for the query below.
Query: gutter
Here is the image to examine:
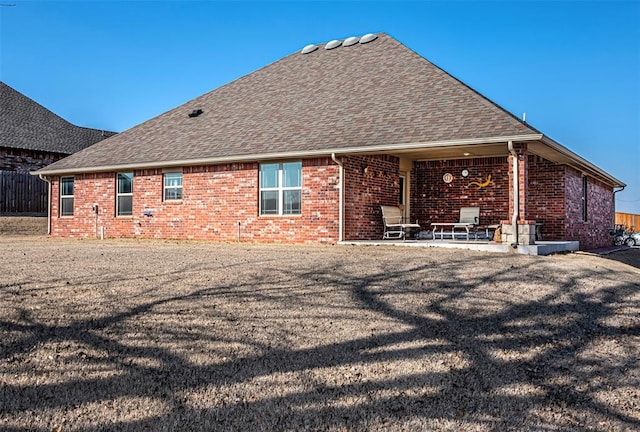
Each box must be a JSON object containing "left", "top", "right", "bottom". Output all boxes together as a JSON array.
[
  {"left": 38, "top": 174, "right": 52, "bottom": 235},
  {"left": 508, "top": 141, "right": 518, "bottom": 247},
  {"left": 613, "top": 186, "right": 625, "bottom": 228},
  {"left": 331, "top": 153, "right": 344, "bottom": 242}
]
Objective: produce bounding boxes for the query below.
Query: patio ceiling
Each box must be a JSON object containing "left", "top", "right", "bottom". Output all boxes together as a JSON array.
[
  {"left": 388, "top": 142, "right": 510, "bottom": 161},
  {"left": 369, "top": 136, "right": 624, "bottom": 188}
]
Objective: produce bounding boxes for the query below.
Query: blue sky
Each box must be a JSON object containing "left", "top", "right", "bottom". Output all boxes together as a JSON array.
[{"left": 1, "top": 1, "right": 639, "bottom": 214}]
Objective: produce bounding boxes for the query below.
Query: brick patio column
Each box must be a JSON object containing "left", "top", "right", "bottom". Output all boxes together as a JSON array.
[
  {"left": 517, "top": 144, "right": 528, "bottom": 223},
  {"left": 503, "top": 143, "right": 536, "bottom": 245}
]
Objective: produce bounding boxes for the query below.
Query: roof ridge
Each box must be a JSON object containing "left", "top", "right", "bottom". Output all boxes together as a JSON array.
[{"left": 301, "top": 31, "right": 386, "bottom": 49}]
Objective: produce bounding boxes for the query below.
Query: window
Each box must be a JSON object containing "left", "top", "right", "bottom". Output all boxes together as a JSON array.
[
  {"left": 259, "top": 162, "right": 302, "bottom": 215},
  {"left": 582, "top": 175, "right": 588, "bottom": 222},
  {"left": 164, "top": 172, "right": 183, "bottom": 201},
  {"left": 60, "top": 177, "right": 74, "bottom": 217},
  {"left": 116, "top": 172, "right": 133, "bottom": 216}
]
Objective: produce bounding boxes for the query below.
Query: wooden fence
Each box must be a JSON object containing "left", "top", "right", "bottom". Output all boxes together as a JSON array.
[
  {"left": 0, "top": 171, "right": 48, "bottom": 215},
  {"left": 615, "top": 212, "right": 640, "bottom": 232}
]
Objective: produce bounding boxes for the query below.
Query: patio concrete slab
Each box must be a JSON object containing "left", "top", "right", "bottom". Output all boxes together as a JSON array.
[{"left": 338, "top": 240, "right": 579, "bottom": 256}]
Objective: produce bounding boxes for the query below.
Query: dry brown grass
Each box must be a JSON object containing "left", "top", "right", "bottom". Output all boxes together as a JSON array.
[
  {"left": 0, "top": 217, "right": 47, "bottom": 236},
  {"left": 0, "top": 235, "right": 639, "bottom": 431}
]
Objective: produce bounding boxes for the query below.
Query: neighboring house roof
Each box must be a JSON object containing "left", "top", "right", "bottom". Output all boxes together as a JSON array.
[
  {"left": 34, "top": 33, "right": 623, "bottom": 188},
  {"left": 0, "top": 82, "right": 116, "bottom": 155}
]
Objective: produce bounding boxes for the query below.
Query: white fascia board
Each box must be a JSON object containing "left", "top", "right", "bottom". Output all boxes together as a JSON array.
[{"left": 32, "top": 134, "right": 543, "bottom": 176}]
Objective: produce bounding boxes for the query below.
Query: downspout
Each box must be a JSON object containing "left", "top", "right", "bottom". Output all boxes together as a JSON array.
[
  {"left": 331, "top": 153, "right": 344, "bottom": 242},
  {"left": 508, "top": 141, "right": 519, "bottom": 247},
  {"left": 613, "top": 186, "right": 625, "bottom": 228},
  {"left": 38, "top": 174, "right": 52, "bottom": 235}
]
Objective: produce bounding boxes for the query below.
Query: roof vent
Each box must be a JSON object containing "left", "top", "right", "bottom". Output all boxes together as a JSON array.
[
  {"left": 343, "top": 36, "right": 360, "bottom": 46},
  {"left": 188, "top": 109, "right": 203, "bottom": 118},
  {"left": 325, "top": 39, "right": 342, "bottom": 50},
  {"left": 359, "top": 33, "right": 378, "bottom": 44},
  {"left": 301, "top": 44, "right": 318, "bottom": 54}
]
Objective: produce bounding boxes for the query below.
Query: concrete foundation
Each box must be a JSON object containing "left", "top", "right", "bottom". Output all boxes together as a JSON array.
[{"left": 340, "top": 239, "right": 580, "bottom": 256}]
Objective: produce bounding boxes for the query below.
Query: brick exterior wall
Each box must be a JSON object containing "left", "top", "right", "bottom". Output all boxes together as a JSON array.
[
  {"left": 412, "top": 157, "right": 509, "bottom": 228},
  {"left": 564, "top": 167, "right": 614, "bottom": 250},
  {"left": 504, "top": 144, "right": 534, "bottom": 225},
  {"left": 46, "top": 151, "right": 615, "bottom": 249},
  {"left": 0, "top": 147, "right": 66, "bottom": 173},
  {"left": 525, "top": 156, "right": 614, "bottom": 249},
  {"left": 526, "top": 155, "right": 566, "bottom": 240},
  {"left": 343, "top": 154, "right": 400, "bottom": 240},
  {"left": 49, "top": 158, "right": 340, "bottom": 243}
]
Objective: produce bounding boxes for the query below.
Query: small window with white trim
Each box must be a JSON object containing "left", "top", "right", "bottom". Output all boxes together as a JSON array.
[
  {"left": 582, "top": 175, "right": 588, "bottom": 222},
  {"left": 259, "top": 162, "right": 302, "bottom": 215},
  {"left": 163, "top": 172, "right": 183, "bottom": 201},
  {"left": 116, "top": 172, "right": 133, "bottom": 216},
  {"left": 60, "top": 177, "right": 74, "bottom": 217}
]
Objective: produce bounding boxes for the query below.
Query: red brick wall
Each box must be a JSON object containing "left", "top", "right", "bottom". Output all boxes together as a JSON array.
[
  {"left": 49, "top": 158, "right": 340, "bottom": 243},
  {"left": 517, "top": 148, "right": 529, "bottom": 222},
  {"left": 564, "top": 167, "right": 613, "bottom": 250},
  {"left": 343, "top": 154, "right": 399, "bottom": 240},
  {"left": 526, "top": 155, "right": 566, "bottom": 240},
  {"left": 47, "top": 152, "right": 616, "bottom": 248},
  {"left": 413, "top": 157, "right": 509, "bottom": 228}
]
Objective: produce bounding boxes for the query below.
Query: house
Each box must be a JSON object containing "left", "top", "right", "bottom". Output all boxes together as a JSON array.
[
  {"left": 33, "top": 33, "right": 624, "bottom": 249},
  {"left": 1, "top": 82, "right": 116, "bottom": 214}
]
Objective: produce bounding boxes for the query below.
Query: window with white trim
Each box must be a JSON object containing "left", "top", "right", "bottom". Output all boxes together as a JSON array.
[
  {"left": 116, "top": 172, "right": 133, "bottom": 216},
  {"left": 163, "top": 172, "right": 183, "bottom": 201},
  {"left": 60, "top": 177, "right": 74, "bottom": 217},
  {"left": 259, "top": 162, "right": 302, "bottom": 215}
]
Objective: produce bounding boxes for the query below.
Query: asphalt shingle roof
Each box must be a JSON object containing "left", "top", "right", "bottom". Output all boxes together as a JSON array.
[
  {"left": 38, "top": 33, "right": 539, "bottom": 173},
  {"left": 0, "top": 82, "right": 115, "bottom": 155}
]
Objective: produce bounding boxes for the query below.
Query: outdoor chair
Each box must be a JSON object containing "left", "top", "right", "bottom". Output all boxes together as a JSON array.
[
  {"left": 459, "top": 206, "right": 480, "bottom": 226},
  {"left": 459, "top": 206, "right": 480, "bottom": 239},
  {"left": 458, "top": 207, "right": 500, "bottom": 240},
  {"left": 431, "top": 206, "right": 483, "bottom": 240},
  {"left": 380, "top": 205, "right": 421, "bottom": 240},
  {"left": 460, "top": 207, "right": 503, "bottom": 240}
]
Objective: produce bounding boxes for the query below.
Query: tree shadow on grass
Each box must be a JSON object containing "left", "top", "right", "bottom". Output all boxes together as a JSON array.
[
  {"left": 598, "top": 247, "right": 640, "bottom": 270},
  {"left": 1, "top": 251, "right": 639, "bottom": 431}
]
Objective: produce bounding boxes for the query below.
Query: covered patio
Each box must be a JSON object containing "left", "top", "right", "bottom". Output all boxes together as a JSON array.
[{"left": 340, "top": 136, "right": 622, "bottom": 250}]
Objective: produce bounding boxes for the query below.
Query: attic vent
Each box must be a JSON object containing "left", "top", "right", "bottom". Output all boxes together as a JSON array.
[
  {"left": 188, "top": 109, "right": 203, "bottom": 118},
  {"left": 301, "top": 44, "right": 318, "bottom": 54},
  {"left": 325, "top": 40, "right": 342, "bottom": 50},
  {"left": 343, "top": 36, "right": 360, "bottom": 46},
  {"left": 359, "top": 33, "right": 378, "bottom": 44}
]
